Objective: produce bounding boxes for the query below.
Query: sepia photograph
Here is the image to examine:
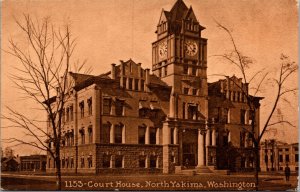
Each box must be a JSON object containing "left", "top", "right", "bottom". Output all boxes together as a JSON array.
[{"left": 1, "top": 0, "right": 299, "bottom": 191}]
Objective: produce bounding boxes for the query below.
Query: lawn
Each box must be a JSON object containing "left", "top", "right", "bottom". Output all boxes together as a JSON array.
[{"left": 1, "top": 173, "right": 295, "bottom": 191}]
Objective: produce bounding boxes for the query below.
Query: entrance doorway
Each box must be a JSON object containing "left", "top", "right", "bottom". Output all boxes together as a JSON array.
[{"left": 182, "top": 129, "right": 198, "bottom": 168}]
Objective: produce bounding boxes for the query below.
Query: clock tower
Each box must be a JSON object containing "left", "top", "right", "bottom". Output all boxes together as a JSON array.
[{"left": 152, "top": 0, "right": 208, "bottom": 120}]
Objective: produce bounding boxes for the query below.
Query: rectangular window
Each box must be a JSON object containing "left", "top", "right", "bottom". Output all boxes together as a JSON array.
[
  {"left": 192, "top": 67, "right": 197, "bottom": 76},
  {"left": 115, "top": 124, "right": 123, "bottom": 144},
  {"left": 81, "top": 157, "right": 85, "bottom": 168},
  {"left": 88, "top": 126, "right": 93, "bottom": 144},
  {"left": 296, "top": 154, "right": 299, "bottom": 162},
  {"left": 170, "top": 128, "right": 174, "bottom": 144},
  {"left": 285, "top": 148, "right": 289, "bottom": 152},
  {"left": 70, "top": 105, "right": 74, "bottom": 121},
  {"left": 139, "top": 108, "right": 148, "bottom": 118},
  {"left": 237, "top": 92, "right": 240, "bottom": 102},
  {"left": 70, "top": 158, "right": 74, "bottom": 168},
  {"left": 286, "top": 155, "right": 290, "bottom": 162},
  {"left": 88, "top": 155, "right": 93, "bottom": 168},
  {"left": 233, "top": 91, "right": 236, "bottom": 101},
  {"left": 71, "top": 130, "right": 74, "bottom": 146},
  {"left": 66, "top": 158, "right": 69, "bottom": 168},
  {"left": 138, "top": 126, "right": 146, "bottom": 144},
  {"left": 149, "top": 127, "right": 156, "bottom": 144},
  {"left": 183, "top": 88, "right": 189, "bottom": 95},
  {"left": 103, "top": 154, "right": 110, "bottom": 168},
  {"left": 150, "top": 155, "right": 157, "bottom": 168},
  {"left": 66, "top": 108, "right": 69, "bottom": 122},
  {"left": 115, "top": 99, "right": 125, "bottom": 116},
  {"left": 295, "top": 147, "right": 299, "bottom": 151},
  {"left": 188, "top": 105, "right": 198, "bottom": 120},
  {"left": 101, "top": 124, "right": 110, "bottom": 144},
  {"left": 183, "top": 65, "right": 188, "bottom": 74},
  {"left": 80, "top": 128, "right": 85, "bottom": 145},
  {"left": 141, "top": 80, "right": 145, "bottom": 91},
  {"left": 192, "top": 89, "right": 197, "bottom": 95},
  {"left": 135, "top": 79, "right": 139, "bottom": 91},
  {"left": 129, "top": 78, "right": 133, "bottom": 90},
  {"left": 223, "top": 134, "right": 229, "bottom": 147},
  {"left": 139, "top": 156, "right": 146, "bottom": 168},
  {"left": 280, "top": 167, "right": 283, "bottom": 171},
  {"left": 115, "top": 155, "right": 123, "bottom": 168},
  {"left": 240, "top": 132, "right": 245, "bottom": 147},
  {"left": 79, "top": 101, "right": 84, "bottom": 118},
  {"left": 279, "top": 155, "right": 283, "bottom": 162},
  {"left": 122, "top": 77, "right": 126, "bottom": 88},
  {"left": 62, "top": 158, "right": 65, "bottom": 168},
  {"left": 88, "top": 98, "right": 92, "bottom": 115},
  {"left": 103, "top": 98, "right": 111, "bottom": 115},
  {"left": 240, "top": 109, "right": 246, "bottom": 125},
  {"left": 224, "top": 108, "right": 229, "bottom": 123}
]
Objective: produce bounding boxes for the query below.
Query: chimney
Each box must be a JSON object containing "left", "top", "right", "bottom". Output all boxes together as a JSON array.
[
  {"left": 145, "top": 68, "right": 150, "bottom": 92},
  {"left": 120, "top": 60, "right": 125, "bottom": 88},
  {"left": 137, "top": 63, "right": 142, "bottom": 78},
  {"left": 220, "top": 80, "right": 224, "bottom": 93},
  {"left": 111, "top": 63, "right": 116, "bottom": 79},
  {"left": 226, "top": 76, "right": 230, "bottom": 99}
]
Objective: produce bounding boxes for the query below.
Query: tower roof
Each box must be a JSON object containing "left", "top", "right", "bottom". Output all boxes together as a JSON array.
[{"left": 169, "top": 0, "right": 189, "bottom": 22}]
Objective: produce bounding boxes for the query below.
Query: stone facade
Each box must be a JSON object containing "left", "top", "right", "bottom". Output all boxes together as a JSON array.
[
  {"left": 208, "top": 76, "right": 262, "bottom": 171},
  {"left": 46, "top": 0, "right": 262, "bottom": 174},
  {"left": 20, "top": 155, "right": 47, "bottom": 172},
  {"left": 260, "top": 140, "right": 298, "bottom": 172}
]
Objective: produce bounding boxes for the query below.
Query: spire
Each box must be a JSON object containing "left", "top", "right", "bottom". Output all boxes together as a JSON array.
[{"left": 169, "top": 0, "right": 189, "bottom": 22}]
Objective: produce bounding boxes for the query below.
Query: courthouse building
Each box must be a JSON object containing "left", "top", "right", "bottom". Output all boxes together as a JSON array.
[{"left": 46, "top": 0, "right": 262, "bottom": 174}]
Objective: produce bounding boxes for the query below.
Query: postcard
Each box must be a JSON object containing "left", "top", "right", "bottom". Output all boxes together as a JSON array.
[{"left": 1, "top": 0, "right": 298, "bottom": 191}]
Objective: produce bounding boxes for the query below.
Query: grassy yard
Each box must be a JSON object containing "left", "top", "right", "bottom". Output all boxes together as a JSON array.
[{"left": 1, "top": 173, "right": 296, "bottom": 191}]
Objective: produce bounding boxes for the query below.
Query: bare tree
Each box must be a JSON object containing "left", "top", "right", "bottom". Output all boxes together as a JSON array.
[
  {"left": 1, "top": 14, "right": 90, "bottom": 190},
  {"left": 214, "top": 21, "right": 298, "bottom": 190}
]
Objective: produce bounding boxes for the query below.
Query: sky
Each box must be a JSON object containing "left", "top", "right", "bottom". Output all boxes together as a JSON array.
[{"left": 1, "top": 0, "right": 298, "bottom": 155}]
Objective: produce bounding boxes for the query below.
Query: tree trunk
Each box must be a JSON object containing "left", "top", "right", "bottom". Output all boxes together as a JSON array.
[
  {"left": 254, "top": 144, "right": 260, "bottom": 191},
  {"left": 55, "top": 146, "right": 62, "bottom": 190},
  {"left": 56, "top": 159, "right": 62, "bottom": 190}
]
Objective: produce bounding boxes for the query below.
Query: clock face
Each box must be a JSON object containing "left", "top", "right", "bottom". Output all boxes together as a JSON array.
[
  {"left": 184, "top": 40, "right": 198, "bottom": 56},
  {"left": 158, "top": 41, "right": 167, "bottom": 58}
]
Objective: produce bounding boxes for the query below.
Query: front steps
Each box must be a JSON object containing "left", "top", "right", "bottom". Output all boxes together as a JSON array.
[{"left": 175, "top": 165, "right": 230, "bottom": 175}]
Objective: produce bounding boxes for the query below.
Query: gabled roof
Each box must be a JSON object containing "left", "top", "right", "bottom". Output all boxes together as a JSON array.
[
  {"left": 169, "top": 0, "right": 189, "bottom": 22},
  {"left": 69, "top": 72, "right": 94, "bottom": 85},
  {"left": 73, "top": 73, "right": 112, "bottom": 91},
  {"left": 149, "top": 74, "right": 169, "bottom": 88},
  {"left": 184, "top": 6, "right": 198, "bottom": 21},
  {"left": 209, "top": 96, "right": 235, "bottom": 108},
  {"left": 158, "top": 9, "right": 170, "bottom": 25}
]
